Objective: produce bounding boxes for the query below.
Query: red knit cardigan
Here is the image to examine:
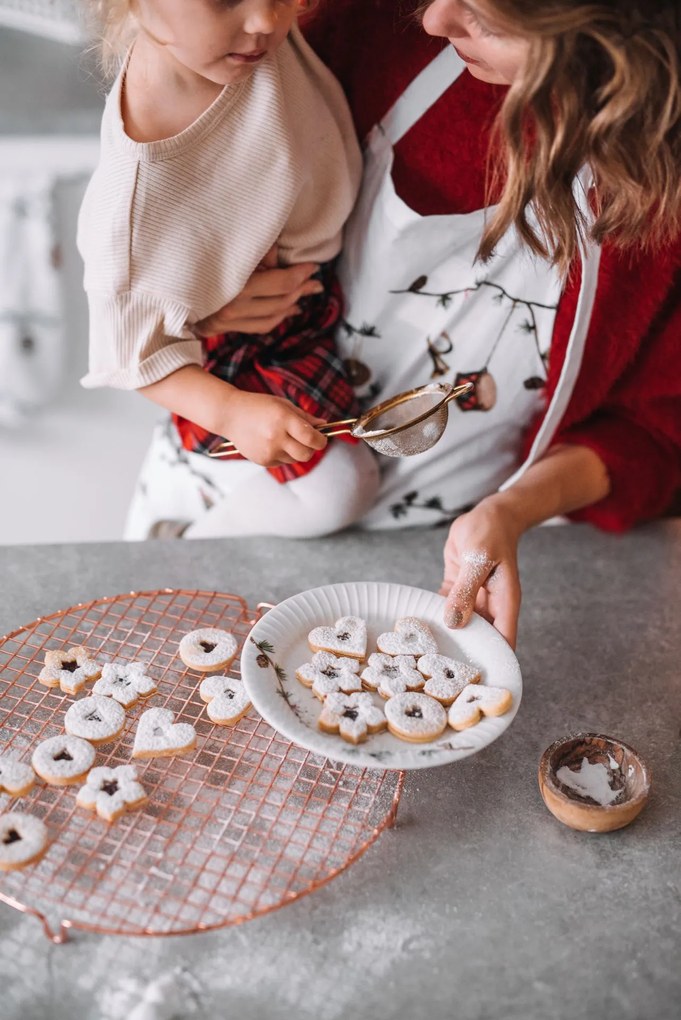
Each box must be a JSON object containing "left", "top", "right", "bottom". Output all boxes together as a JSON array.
[{"left": 305, "top": 0, "right": 681, "bottom": 531}]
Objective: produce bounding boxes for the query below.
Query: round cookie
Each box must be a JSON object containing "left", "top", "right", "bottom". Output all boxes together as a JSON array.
[
  {"left": 32, "top": 735, "right": 96, "bottom": 787},
  {"left": 447, "top": 685, "right": 513, "bottom": 731},
  {"left": 296, "top": 651, "right": 362, "bottom": 699},
  {"left": 0, "top": 812, "right": 49, "bottom": 872},
  {"left": 64, "top": 695, "right": 126, "bottom": 745},
  {"left": 0, "top": 756, "right": 36, "bottom": 797},
  {"left": 361, "top": 653, "right": 424, "bottom": 699},
  {"left": 76, "top": 765, "right": 148, "bottom": 822},
  {"left": 38, "top": 644, "right": 101, "bottom": 696},
  {"left": 132, "top": 707, "right": 196, "bottom": 760},
  {"left": 376, "top": 617, "right": 438, "bottom": 658},
  {"left": 384, "top": 692, "right": 447, "bottom": 744},
  {"left": 199, "top": 675, "right": 251, "bottom": 726},
  {"left": 179, "top": 628, "right": 238, "bottom": 672},
  {"left": 417, "top": 653, "right": 481, "bottom": 706},
  {"left": 308, "top": 616, "right": 368, "bottom": 661},
  {"left": 93, "top": 660, "right": 157, "bottom": 707},
  {"left": 318, "top": 692, "right": 387, "bottom": 745}
]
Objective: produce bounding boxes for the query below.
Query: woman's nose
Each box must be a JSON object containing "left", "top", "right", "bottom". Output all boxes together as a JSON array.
[{"left": 422, "top": 0, "right": 468, "bottom": 40}]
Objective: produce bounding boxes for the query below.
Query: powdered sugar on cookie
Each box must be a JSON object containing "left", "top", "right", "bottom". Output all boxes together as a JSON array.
[
  {"left": 199, "top": 675, "right": 251, "bottom": 726},
  {"left": 32, "top": 735, "right": 96, "bottom": 786},
  {"left": 417, "top": 653, "right": 481, "bottom": 705},
  {"left": 38, "top": 645, "right": 101, "bottom": 696},
  {"left": 64, "top": 695, "right": 126, "bottom": 745},
  {"left": 179, "top": 628, "right": 238, "bottom": 672},
  {"left": 308, "top": 617, "right": 367, "bottom": 660},
  {"left": 447, "top": 684, "right": 513, "bottom": 730},
  {"left": 0, "top": 756, "right": 35, "bottom": 797},
  {"left": 376, "top": 617, "right": 438, "bottom": 657},
  {"left": 0, "top": 812, "right": 49, "bottom": 871},
  {"left": 94, "top": 661, "right": 157, "bottom": 707},
  {"left": 296, "top": 651, "right": 363, "bottom": 699},
  {"left": 132, "top": 708, "right": 196, "bottom": 759},
  {"left": 384, "top": 692, "right": 447, "bottom": 743},
  {"left": 361, "top": 653, "right": 424, "bottom": 699},
  {"left": 318, "top": 692, "right": 387, "bottom": 744},
  {"left": 77, "top": 765, "right": 147, "bottom": 822}
]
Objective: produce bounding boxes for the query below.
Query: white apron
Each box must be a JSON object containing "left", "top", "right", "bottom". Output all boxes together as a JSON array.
[{"left": 338, "top": 47, "right": 601, "bottom": 529}]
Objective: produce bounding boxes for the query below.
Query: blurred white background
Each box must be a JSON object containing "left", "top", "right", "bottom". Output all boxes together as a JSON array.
[{"left": 0, "top": 13, "right": 158, "bottom": 545}]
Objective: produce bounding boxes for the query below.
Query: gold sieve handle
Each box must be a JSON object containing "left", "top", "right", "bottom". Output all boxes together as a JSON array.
[{"left": 206, "top": 417, "right": 358, "bottom": 458}]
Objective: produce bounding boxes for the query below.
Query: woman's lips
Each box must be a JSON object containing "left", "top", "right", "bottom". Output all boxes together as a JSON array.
[{"left": 453, "top": 45, "right": 482, "bottom": 66}]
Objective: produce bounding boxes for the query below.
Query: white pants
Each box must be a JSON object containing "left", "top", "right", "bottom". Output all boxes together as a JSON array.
[{"left": 124, "top": 419, "right": 380, "bottom": 540}]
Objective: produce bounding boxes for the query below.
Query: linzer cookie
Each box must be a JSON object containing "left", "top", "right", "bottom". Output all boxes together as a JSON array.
[
  {"left": 199, "top": 675, "right": 251, "bottom": 726},
  {"left": 417, "top": 653, "right": 481, "bottom": 706},
  {"left": 38, "top": 645, "right": 101, "bottom": 696},
  {"left": 448, "top": 685, "right": 513, "bottom": 730},
  {"left": 384, "top": 692, "right": 447, "bottom": 743},
  {"left": 318, "top": 692, "right": 387, "bottom": 745},
  {"left": 64, "top": 695, "right": 126, "bottom": 745},
  {"left": 32, "top": 735, "right": 96, "bottom": 786},
  {"left": 308, "top": 616, "right": 367, "bottom": 660},
  {"left": 376, "top": 617, "right": 438, "bottom": 657},
  {"left": 0, "top": 812, "right": 49, "bottom": 872},
  {"left": 179, "top": 628, "right": 238, "bottom": 672},
  {"left": 76, "top": 765, "right": 147, "bottom": 822},
  {"left": 361, "top": 653, "right": 424, "bottom": 699},
  {"left": 296, "top": 651, "right": 362, "bottom": 699},
  {"left": 132, "top": 707, "right": 196, "bottom": 760},
  {"left": 0, "top": 756, "right": 36, "bottom": 797},
  {"left": 93, "top": 660, "right": 157, "bottom": 707}
]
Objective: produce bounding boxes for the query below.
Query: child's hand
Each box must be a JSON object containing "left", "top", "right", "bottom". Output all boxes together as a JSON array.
[
  {"left": 222, "top": 391, "right": 328, "bottom": 467},
  {"left": 439, "top": 497, "right": 523, "bottom": 650}
]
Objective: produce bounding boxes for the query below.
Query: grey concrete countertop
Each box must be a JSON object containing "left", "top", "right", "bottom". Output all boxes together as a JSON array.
[{"left": 1, "top": 523, "right": 680, "bottom": 1020}]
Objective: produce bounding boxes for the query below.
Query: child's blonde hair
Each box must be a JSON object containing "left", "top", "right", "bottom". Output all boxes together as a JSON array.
[{"left": 87, "top": 0, "right": 319, "bottom": 78}]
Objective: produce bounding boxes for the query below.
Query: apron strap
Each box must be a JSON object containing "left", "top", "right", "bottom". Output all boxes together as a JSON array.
[
  {"left": 500, "top": 170, "right": 602, "bottom": 491},
  {"left": 381, "top": 46, "right": 466, "bottom": 146}
]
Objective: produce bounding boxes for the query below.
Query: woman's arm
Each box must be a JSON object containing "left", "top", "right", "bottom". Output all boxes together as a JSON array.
[
  {"left": 440, "top": 443, "right": 610, "bottom": 649},
  {"left": 140, "top": 366, "right": 327, "bottom": 466}
]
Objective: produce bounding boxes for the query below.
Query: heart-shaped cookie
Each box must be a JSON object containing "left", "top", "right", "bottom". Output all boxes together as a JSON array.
[
  {"left": 417, "top": 653, "right": 481, "bottom": 705},
  {"left": 376, "top": 617, "right": 438, "bottom": 657},
  {"left": 448, "top": 685, "right": 513, "bottom": 730},
  {"left": 199, "top": 675, "right": 252, "bottom": 725},
  {"left": 308, "top": 616, "right": 367, "bottom": 660},
  {"left": 132, "top": 708, "right": 197, "bottom": 760}
]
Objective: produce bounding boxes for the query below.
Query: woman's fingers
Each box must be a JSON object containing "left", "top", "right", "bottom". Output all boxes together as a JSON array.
[{"left": 443, "top": 555, "right": 493, "bottom": 628}]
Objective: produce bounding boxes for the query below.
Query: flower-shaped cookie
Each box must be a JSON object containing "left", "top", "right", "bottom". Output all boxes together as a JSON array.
[
  {"left": 447, "top": 685, "right": 513, "bottom": 730},
  {"left": 376, "top": 618, "right": 438, "bottom": 657},
  {"left": 0, "top": 755, "right": 35, "bottom": 797},
  {"left": 361, "top": 653, "right": 424, "bottom": 699},
  {"left": 76, "top": 765, "right": 147, "bottom": 822},
  {"left": 0, "top": 812, "right": 49, "bottom": 872},
  {"left": 296, "top": 651, "right": 362, "bottom": 699},
  {"left": 308, "top": 616, "right": 368, "bottom": 660},
  {"left": 132, "top": 707, "right": 196, "bottom": 760},
  {"left": 93, "top": 661, "right": 157, "bottom": 707},
  {"left": 199, "top": 675, "right": 251, "bottom": 725},
  {"left": 318, "top": 692, "right": 387, "bottom": 745},
  {"left": 417, "top": 653, "right": 481, "bottom": 705},
  {"left": 38, "top": 645, "right": 101, "bottom": 696}
]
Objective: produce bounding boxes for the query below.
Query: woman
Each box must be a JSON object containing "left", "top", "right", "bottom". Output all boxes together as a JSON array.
[{"left": 130, "top": 0, "right": 681, "bottom": 648}]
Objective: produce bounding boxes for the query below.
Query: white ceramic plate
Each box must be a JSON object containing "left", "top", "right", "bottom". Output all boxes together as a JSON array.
[{"left": 240, "top": 581, "right": 522, "bottom": 770}]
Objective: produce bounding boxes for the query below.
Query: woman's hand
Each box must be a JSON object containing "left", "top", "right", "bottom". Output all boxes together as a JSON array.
[
  {"left": 439, "top": 497, "right": 523, "bottom": 649},
  {"left": 194, "top": 245, "right": 323, "bottom": 336},
  {"left": 221, "top": 391, "right": 328, "bottom": 467}
]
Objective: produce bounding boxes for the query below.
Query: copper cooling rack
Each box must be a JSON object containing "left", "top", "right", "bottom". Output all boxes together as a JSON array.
[{"left": 0, "top": 589, "right": 403, "bottom": 943}]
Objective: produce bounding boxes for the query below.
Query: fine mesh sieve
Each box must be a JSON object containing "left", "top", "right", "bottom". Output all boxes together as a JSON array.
[{"left": 208, "top": 381, "right": 473, "bottom": 460}]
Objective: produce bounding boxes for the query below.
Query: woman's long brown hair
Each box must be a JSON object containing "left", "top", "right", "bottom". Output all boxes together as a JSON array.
[{"left": 422, "top": 1, "right": 681, "bottom": 273}]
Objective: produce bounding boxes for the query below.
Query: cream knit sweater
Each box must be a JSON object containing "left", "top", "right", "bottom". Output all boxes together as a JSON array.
[{"left": 78, "top": 24, "right": 362, "bottom": 390}]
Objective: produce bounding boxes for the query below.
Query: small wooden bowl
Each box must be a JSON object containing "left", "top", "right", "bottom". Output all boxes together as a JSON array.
[{"left": 538, "top": 732, "right": 651, "bottom": 833}]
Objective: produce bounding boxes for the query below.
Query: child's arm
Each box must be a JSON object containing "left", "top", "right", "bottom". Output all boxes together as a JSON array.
[
  {"left": 439, "top": 443, "right": 610, "bottom": 648},
  {"left": 140, "top": 366, "right": 327, "bottom": 466}
]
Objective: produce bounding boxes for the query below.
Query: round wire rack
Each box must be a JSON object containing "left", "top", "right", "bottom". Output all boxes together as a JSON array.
[{"left": 0, "top": 589, "right": 403, "bottom": 942}]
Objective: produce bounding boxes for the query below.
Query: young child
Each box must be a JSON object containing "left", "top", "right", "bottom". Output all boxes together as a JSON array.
[{"left": 78, "top": 0, "right": 379, "bottom": 538}]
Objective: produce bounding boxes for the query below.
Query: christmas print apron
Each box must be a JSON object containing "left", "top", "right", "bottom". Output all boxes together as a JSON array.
[{"left": 338, "top": 47, "right": 601, "bottom": 529}]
